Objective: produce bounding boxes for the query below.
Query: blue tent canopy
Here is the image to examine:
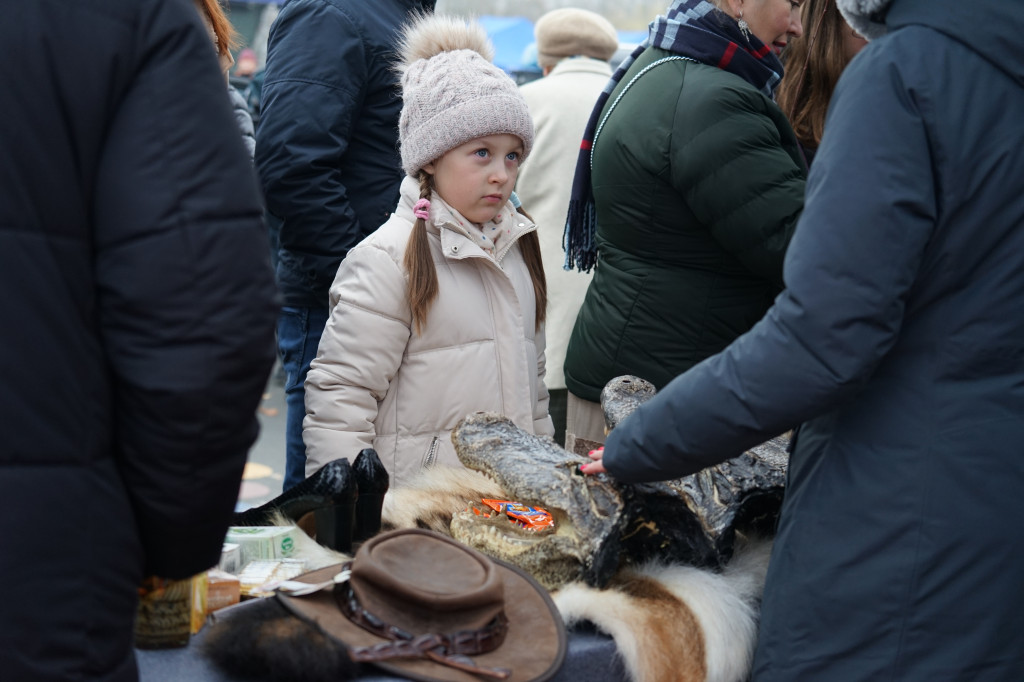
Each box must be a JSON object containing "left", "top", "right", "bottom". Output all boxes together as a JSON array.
[
  {"left": 477, "top": 15, "right": 535, "bottom": 73},
  {"left": 617, "top": 30, "right": 648, "bottom": 46}
]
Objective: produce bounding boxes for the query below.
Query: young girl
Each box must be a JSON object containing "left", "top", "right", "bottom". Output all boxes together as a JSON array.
[{"left": 302, "top": 14, "right": 553, "bottom": 488}]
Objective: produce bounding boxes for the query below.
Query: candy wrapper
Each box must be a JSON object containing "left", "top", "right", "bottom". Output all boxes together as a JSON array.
[{"left": 479, "top": 498, "right": 555, "bottom": 531}]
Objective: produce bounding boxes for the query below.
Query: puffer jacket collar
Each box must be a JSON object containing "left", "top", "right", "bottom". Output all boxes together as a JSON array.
[
  {"left": 395, "top": 175, "right": 537, "bottom": 264},
  {"left": 548, "top": 56, "right": 615, "bottom": 78}
]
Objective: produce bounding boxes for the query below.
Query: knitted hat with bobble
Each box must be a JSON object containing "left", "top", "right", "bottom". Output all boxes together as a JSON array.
[{"left": 396, "top": 14, "right": 534, "bottom": 177}]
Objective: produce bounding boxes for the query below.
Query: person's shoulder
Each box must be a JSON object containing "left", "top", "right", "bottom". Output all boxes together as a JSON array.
[
  {"left": 828, "top": 29, "right": 939, "bottom": 113},
  {"left": 350, "top": 215, "right": 415, "bottom": 268},
  {"left": 274, "top": 0, "right": 360, "bottom": 29},
  {"left": 678, "top": 63, "right": 777, "bottom": 119}
]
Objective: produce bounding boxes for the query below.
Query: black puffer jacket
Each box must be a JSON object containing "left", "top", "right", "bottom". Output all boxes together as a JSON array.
[
  {"left": 0, "top": 0, "right": 278, "bottom": 679},
  {"left": 257, "top": 0, "right": 436, "bottom": 309}
]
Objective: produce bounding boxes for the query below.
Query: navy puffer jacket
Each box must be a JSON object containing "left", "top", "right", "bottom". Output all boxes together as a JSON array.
[
  {"left": 256, "top": 0, "right": 436, "bottom": 309},
  {"left": 604, "top": 0, "right": 1024, "bottom": 677}
]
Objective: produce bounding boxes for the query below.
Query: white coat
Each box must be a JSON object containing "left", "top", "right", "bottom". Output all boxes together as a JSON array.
[
  {"left": 303, "top": 176, "right": 554, "bottom": 487},
  {"left": 515, "top": 57, "right": 612, "bottom": 390}
]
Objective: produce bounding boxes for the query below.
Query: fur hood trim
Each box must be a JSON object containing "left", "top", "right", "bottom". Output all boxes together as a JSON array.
[{"left": 837, "top": 0, "right": 893, "bottom": 40}]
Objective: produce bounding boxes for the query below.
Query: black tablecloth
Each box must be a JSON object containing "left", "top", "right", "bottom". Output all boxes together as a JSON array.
[{"left": 136, "top": 601, "right": 627, "bottom": 682}]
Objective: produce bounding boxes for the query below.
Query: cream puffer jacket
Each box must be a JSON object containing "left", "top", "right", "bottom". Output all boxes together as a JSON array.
[{"left": 303, "top": 176, "right": 554, "bottom": 487}]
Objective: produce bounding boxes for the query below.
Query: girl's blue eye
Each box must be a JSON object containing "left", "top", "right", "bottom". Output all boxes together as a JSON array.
[
  {"left": 506, "top": 152, "right": 519, "bottom": 162},
  {"left": 474, "top": 149, "right": 489, "bottom": 158}
]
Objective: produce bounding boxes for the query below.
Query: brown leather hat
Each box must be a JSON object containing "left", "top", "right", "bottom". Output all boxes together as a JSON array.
[{"left": 277, "top": 528, "right": 567, "bottom": 682}]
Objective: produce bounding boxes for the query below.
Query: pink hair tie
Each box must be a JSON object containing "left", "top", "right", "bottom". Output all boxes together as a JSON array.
[{"left": 413, "top": 198, "right": 431, "bottom": 221}]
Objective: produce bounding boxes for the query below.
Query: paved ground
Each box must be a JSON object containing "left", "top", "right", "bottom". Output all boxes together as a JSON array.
[{"left": 235, "top": 364, "right": 288, "bottom": 511}]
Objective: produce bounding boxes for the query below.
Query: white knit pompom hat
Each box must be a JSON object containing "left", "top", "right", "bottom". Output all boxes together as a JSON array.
[{"left": 396, "top": 14, "right": 534, "bottom": 177}]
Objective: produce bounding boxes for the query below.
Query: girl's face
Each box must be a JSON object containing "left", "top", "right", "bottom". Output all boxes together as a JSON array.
[
  {"left": 423, "top": 134, "right": 524, "bottom": 225},
  {"left": 739, "top": 0, "right": 804, "bottom": 56}
]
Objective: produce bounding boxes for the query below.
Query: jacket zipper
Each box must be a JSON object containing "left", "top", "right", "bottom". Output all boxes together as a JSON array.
[{"left": 422, "top": 435, "right": 439, "bottom": 468}]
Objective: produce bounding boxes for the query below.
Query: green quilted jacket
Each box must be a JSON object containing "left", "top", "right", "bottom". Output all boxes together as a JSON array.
[{"left": 565, "top": 47, "right": 806, "bottom": 402}]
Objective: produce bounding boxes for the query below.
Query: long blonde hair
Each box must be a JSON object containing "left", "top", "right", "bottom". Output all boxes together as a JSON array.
[{"left": 404, "top": 171, "right": 547, "bottom": 335}]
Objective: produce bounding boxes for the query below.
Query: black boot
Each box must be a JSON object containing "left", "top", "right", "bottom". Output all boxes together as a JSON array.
[
  {"left": 230, "top": 458, "right": 358, "bottom": 535},
  {"left": 308, "top": 458, "right": 359, "bottom": 553},
  {"left": 351, "top": 448, "right": 389, "bottom": 543}
]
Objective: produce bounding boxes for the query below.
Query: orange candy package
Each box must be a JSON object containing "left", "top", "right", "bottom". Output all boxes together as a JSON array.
[{"left": 477, "top": 498, "right": 555, "bottom": 531}]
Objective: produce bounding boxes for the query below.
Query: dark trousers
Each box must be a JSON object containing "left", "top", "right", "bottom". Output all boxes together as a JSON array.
[
  {"left": 277, "top": 305, "right": 329, "bottom": 491},
  {"left": 549, "top": 388, "right": 568, "bottom": 449}
]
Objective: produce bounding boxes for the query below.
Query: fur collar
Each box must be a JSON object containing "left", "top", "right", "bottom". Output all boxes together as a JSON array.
[{"left": 837, "top": 0, "right": 894, "bottom": 40}]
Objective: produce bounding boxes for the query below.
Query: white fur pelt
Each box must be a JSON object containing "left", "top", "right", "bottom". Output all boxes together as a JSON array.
[
  {"left": 554, "top": 537, "right": 771, "bottom": 682},
  {"left": 380, "top": 466, "right": 505, "bottom": 534}
]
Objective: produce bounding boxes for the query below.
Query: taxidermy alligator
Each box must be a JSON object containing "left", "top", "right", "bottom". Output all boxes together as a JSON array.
[{"left": 448, "top": 376, "right": 789, "bottom": 590}]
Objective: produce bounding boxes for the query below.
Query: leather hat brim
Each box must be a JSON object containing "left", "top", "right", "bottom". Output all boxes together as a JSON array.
[{"left": 277, "top": 558, "right": 567, "bottom": 682}]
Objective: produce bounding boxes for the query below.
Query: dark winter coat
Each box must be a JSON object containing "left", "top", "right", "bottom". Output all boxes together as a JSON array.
[
  {"left": 256, "top": 0, "right": 436, "bottom": 310},
  {"left": 229, "top": 84, "right": 256, "bottom": 160},
  {"left": 563, "top": 47, "right": 805, "bottom": 402},
  {"left": 0, "top": 0, "right": 278, "bottom": 679},
  {"left": 604, "top": 0, "right": 1024, "bottom": 677}
]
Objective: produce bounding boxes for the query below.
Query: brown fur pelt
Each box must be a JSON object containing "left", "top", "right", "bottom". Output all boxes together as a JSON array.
[
  {"left": 201, "top": 598, "right": 362, "bottom": 682},
  {"left": 554, "top": 536, "right": 771, "bottom": 682}
]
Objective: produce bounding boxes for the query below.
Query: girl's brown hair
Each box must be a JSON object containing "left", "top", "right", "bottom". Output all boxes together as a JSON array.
[
  {"left": 404, "top": 171, "right": 547, "bottom": 334},
  {"left": 776, "top": 0, "right": 852, "bottom": 153},
  {"left": 194, "top": 0, "right": 239, "bottom": 58}
]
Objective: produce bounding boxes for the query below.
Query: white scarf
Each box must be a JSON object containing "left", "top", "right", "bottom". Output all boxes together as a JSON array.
[{"left": 836, "top": 0, "right": 894, "bottom": 40}]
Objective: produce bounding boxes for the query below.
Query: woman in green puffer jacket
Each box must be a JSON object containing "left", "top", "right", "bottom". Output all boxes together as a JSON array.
[{"left": 562, "top": 0, "right": 807, "bottom": 451}]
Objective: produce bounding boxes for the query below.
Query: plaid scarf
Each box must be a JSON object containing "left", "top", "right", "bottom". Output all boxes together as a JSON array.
[{"left": 563, "top": 0, "right": 785, "bottom": 272}]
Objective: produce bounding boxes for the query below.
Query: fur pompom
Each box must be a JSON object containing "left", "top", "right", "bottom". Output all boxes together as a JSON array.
[{"left": 396, "top": 14, "right": 494, "bottom": 76}]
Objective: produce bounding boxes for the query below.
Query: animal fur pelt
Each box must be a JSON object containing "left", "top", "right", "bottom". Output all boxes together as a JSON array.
[
  {"left": 379, "top": 466, "right": 505, "bottom": 534},
  {"left": 204, "top": 472, "right": 770, "bottom": 682},
  {"left": 203, "top": 597, "right": 361, "bottom": 682},
  {"left": 554, "top": 537, "right": 770, "bottom": 682}
]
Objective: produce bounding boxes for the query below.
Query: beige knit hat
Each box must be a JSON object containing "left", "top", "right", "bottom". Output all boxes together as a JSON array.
[
  {"left": 396, "top": 15, "right": 535, "bottom": 177},
  {"left": 535, "top": 8, "right": 619, "bottom": 70}
]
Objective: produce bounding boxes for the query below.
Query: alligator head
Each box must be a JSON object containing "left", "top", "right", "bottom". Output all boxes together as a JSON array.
[
  {"left": 451, "top": 411, "right": 628, "bottom": 590},
  {"left": 449, "top": 376, "right": 789, "bottom": 591}
]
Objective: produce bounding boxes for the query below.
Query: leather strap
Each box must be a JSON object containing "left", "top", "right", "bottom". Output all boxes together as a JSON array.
[{"left": 333, "top": 576, "right": 512, "bottom": 679}]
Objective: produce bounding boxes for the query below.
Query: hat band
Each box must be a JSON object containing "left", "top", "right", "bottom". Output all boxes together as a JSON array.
[{"left": 334, "top": 578, "right": 512, "bottom": 680}]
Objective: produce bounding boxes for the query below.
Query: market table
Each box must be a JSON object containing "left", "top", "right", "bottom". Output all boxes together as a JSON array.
[{"left": 136, "top": 605, "right": 627, "bottom": 682}]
